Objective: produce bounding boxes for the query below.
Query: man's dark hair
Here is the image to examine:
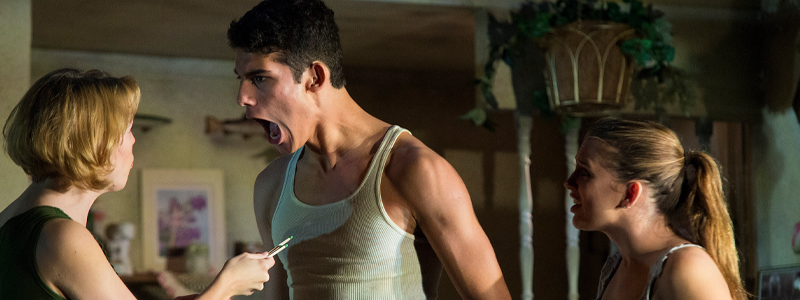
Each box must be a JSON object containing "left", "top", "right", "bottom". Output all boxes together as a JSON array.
[{"left": 228, "top": 0, "right": 346, "bottom": 88}]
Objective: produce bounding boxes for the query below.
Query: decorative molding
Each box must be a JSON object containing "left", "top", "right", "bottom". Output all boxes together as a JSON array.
[
  {"left": 352, "top": 0, "right": 761, "bottom": 21},
  {"left": 659, "top": 5, "right": 759, "bottom": 22}
]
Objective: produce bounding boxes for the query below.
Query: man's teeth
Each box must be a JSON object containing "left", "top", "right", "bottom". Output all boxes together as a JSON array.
[{"left": 268, "top": 122, "right": 280, "bottom": 140}]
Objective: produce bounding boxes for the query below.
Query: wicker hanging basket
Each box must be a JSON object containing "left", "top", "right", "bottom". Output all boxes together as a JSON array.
[{"left": 539, "top": 21, "right": 636, "bottom": 116}]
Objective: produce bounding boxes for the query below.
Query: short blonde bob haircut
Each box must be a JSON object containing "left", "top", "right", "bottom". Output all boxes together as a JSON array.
[{"left": 3, "top": 68, "right": 140, "bottom": 191}]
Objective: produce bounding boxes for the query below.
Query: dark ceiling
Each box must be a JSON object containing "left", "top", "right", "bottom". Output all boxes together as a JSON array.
[
  {"left": 31, "top": 0, "right": 760, "bottom": 72},
  {"left": 32, "top": 0, "right": 476, "bottom": 71}
]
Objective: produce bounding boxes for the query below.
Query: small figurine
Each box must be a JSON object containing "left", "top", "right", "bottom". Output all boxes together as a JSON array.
[{"left": 105, "top": 222, "right": 135, "bottom": 276}]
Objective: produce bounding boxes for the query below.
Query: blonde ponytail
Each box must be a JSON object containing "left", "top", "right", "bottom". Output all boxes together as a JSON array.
[{"left": 680, "top": 151, "right": 747, "bottom": 300}]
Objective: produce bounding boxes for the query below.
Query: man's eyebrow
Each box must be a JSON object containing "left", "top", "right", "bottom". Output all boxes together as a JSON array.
[{"left": 235, "top": 69, "right": 271, "bottom": 77}]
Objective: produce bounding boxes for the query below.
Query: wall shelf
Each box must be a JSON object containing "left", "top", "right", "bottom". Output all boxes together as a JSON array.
[{"left": 133, "top": 113, "right": 172, "bottom": 132}]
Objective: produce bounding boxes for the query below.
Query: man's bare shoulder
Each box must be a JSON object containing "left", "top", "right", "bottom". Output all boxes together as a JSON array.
[
  {"left": 255, "top": 154, "right": 294, "bottom": 201},
  {"left": 253, "top": 152, "right": 294, "bottom": 229},
  {"left": 255, "top": 153, "right": 293, "bottom": 188},
  {"left": 386, "top": 133, "right": 451, "bottom": 182},
  {"left": 385, "top": 133, "right": 467, "bottom": 207}
]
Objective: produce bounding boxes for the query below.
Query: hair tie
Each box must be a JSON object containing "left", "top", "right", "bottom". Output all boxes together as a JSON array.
[
  {"left": 684, "top": 151, "right": 690, "bottom": 167},
  {"left": 683, "top": 151, "right": 696, "bottom": 184}
]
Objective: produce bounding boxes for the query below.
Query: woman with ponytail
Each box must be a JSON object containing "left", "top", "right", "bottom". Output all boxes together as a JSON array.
[{"left": 564, "top": 118, "right": 747, "bottom": 300}]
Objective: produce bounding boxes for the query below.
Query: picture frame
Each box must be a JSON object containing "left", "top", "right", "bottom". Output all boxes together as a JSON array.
[
  {"left": 141, "top": 169, "right": 226, "bottom": 272},
  {"left": 758, "top": 265, "right": 800, "bottom": 300}
]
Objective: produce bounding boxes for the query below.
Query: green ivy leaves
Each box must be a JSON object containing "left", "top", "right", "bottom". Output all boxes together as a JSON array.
[{"left": 516, "top": 13, "right": 554, "bottom": 38}]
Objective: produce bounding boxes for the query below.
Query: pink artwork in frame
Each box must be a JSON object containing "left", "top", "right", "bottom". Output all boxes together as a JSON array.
[{"left": 141, "top": 169, "right": 226, "bottom": 272}]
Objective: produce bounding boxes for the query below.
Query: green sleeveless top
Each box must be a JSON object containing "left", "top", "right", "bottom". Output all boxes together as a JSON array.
[{"left": 0, "top": 206, "right": 70, "bottom": 300}]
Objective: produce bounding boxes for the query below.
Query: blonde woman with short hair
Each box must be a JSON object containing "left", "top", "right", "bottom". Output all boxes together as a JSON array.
[{"left": 0, "top": 68, "right": 274, "bottom": 300}]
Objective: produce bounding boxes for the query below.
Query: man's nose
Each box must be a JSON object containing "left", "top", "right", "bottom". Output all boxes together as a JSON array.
[{"left": 237, "top": 82, "right": 256, "bottom": 107}]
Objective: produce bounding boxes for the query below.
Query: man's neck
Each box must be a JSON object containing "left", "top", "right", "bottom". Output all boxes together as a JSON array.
[{"left": 302, "top": 89, "right": 389, "bottom": 172}]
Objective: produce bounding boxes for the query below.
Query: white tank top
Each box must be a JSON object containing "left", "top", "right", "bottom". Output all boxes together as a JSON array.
[{"left": 271, "top": 126, "right": 442, "bottom": 299}]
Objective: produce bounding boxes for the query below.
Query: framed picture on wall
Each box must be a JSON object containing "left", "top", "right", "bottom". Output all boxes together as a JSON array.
[
  {"left": 758, "top": 265, "right": 800, "bottom": 300},
  {"left": 141, "top": 169, "right": 226, "bottom": 272}
]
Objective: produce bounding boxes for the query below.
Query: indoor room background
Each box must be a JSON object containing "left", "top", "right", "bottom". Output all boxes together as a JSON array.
[{"left": 1, "top": 0, "right": 799, "bottom": 299}]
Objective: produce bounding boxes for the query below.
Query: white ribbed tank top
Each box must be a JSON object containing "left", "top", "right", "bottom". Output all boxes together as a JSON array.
[{"left": 271, "top": 126, "right": 442, "bottom": 299}]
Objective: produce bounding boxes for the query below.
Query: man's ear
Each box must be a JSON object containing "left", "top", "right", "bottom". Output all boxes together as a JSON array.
[
  {"left": 306, "top": 62, "right": 327, "bottom": 92},
  {"left": 621, "top": 181, "right": 643, "bottom": 208}
]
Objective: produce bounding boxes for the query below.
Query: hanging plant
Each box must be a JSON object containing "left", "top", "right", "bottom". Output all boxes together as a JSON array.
[{"left": 461, "top": 0, "right": 695, "bottom": 129}]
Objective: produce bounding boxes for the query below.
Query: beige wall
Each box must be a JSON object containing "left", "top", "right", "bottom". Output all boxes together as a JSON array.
[{"left": 0, "top": 0, "right": 33, "bottom": 208}]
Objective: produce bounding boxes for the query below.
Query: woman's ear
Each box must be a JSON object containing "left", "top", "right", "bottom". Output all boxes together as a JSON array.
[{"left": 621, "top": 181, "right": 643, "bottom": 208}]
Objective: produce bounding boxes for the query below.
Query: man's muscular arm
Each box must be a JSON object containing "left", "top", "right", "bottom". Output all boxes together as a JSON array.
[
  {"left": 385, "top": 137, "right": 511, "bottom": 300},
  {"left": 253, "top": 155, "right": 293, "bottom": 300},
  {"left": 253, "top": 155, "right": 292, "bottom": 250}
]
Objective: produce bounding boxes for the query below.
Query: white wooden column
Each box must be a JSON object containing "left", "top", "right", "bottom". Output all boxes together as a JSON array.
[
  {"left": 515, "top": 113, "right": 534, "bottom": 300},
  {"left": 476, "top": 8, "right": 535, "bottom": 299},
  {"left": 563, "top": 122, "right": 580, "bottom": 300},
  {"left": 754, "top": 2, "right": 800, "bottom": 268}
]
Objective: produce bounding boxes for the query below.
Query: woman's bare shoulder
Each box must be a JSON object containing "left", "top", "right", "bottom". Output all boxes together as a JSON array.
[
  {"left": 37, "top": 218, "right": 135, "bottom": 299},
  {"left": 654, "top": 246, "right": 732, "bottom": 300},
  {"left": 38, "top": 218, "right": 102, "bottom": 263}
]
